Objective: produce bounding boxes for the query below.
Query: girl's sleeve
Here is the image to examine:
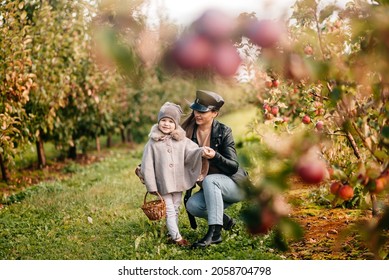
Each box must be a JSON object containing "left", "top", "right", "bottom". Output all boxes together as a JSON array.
[
  {"left": 183, "top": 140, "right": 204, "bottom": 188},
  {"left": 140, "top": 142, "right": 158, "bottom": 193}
]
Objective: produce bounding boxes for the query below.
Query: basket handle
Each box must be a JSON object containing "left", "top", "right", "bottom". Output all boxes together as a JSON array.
[{"left": 144, "top": 191, "right": 164, "bottom": 203}]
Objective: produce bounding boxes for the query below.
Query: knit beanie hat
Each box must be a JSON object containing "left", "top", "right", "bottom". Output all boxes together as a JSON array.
[{"left": 157, "top": 102, "right": 183, "bottom": 128}]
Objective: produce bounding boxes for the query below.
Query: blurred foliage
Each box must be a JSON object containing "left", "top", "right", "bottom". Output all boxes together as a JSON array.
[{"left": 1, "top": 0, "right": 389, "bottom": 257}]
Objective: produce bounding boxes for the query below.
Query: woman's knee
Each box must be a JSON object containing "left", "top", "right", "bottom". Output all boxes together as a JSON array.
[
  {"left": 185, "top": 196, "right": 197, "bottom": 214},
  {"left": 202, "top": 175, "right": 221, "bottom": 191},
  {"left": 186, "top": 194, "right": 206, "bottom": 216}
]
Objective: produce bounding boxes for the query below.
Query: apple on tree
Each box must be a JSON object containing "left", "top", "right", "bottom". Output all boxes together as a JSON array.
[
  {"left": 315, "top": 121, "right": 324, "bottom": 131},
  {"left": 192, "top": 9, "right": 235, "bottom": 42},
  {"left": 330, "top": 181, "right": 343, "bottom": 195},
  {"left": 295, "top": 154, "right": 327, "bottom": 184},
  {"left": 302, "top": 115, "right": 311, "bottom": 124},
  {"left": 210, "top": 42, "right": 242, "bottom": 77},
  {"left": 338, "top": 184, "right": 354, "bottom": 201},
  {"left": 270, "top": 106, "right": 279, "bottom": 116},
  {"left": 172, "top": 34, "right": 212, "bottom": 70},
  {"left": 245, "top": 19, "right": 286, "bottom": 48}
]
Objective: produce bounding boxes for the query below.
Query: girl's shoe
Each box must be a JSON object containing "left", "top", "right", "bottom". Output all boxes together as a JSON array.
[
  {"left": 168, "top": 237, "right": 190, "bottom": 247},
  {"left": 174, "top": 238, "right": 190, "bottom": 247}
]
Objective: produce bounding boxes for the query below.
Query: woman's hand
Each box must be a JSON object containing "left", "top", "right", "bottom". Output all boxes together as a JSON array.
[{"left": 202, "top": 146, "right": 216, "bottom": 159}]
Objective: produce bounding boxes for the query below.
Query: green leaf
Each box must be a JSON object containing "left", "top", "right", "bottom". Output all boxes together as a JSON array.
[
  {"left": 319, "top": 5, "right": 337, "bottom": 23},
  {"left": 382, "top": 126, "right": 389, "bottom": 138}
]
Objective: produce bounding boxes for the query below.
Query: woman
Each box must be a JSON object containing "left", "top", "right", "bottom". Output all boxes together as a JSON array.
[{"left": 182, "top": 90, "right": 248, "bottom": 248}]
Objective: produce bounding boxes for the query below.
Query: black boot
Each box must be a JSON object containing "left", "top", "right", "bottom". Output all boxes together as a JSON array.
[
  {"left": 223, "top": 214, "right": 236, "bottom": 231},
  {"left": 192, "top": 225, "right": 222, "bottom": 248}
]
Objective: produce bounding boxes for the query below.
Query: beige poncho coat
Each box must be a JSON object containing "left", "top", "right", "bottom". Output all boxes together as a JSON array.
[{"left": 141, "top": 124, "right": 203, "bottom": 195}]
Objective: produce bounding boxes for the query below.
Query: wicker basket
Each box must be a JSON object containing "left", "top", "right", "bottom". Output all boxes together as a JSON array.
[{"left": 141, "top": 191, "right": 166, "bottom": 221}]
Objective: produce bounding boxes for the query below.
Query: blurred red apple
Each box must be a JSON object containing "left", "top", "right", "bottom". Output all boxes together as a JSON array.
[
  {"left": 270, "top": 106, "right": 279, "bottom": 116},
  {"left": 330, "top": 181, "right": 342, "bottom": 195},
  {"left": 192, "top": 9, "right": 235, "bottom": 42},
  {"left": 247, "top": 207, "right": 278, "bottom": 235},
  {"left": 315, "top": 121, "right": 324, "bottom": 131},
  {"left": 264, "top": 80, "right": 273, "bottom": 88},
  {"left": 272, "top": 79, "right": 280, "bottom": 87},
  {"left": 211, "top": 43, "right": 242, "bottom": 76},
  {"left": 263, "top": 103, "right": 271, "bottom": 112},
  {"left": 370, "top": 176, "right": 388, "bottom": 194},
  {"left": 172, "top": 34, "right": 212, "bottom": 69},
  {"left": 245, "top": 19, "right": 285, "bottom": 48},
  {"left": 265, "top": 113, "right": 274, "bottom": 120},
  {"left": 304, "top": 45, "right": 313, "bottom": 55},
  {"left": 296, "top": 157, "right": 326, "bottom": 184},
  {"left": 302, "top": 115, "right": 311, "bottom": 124},
  {"left": 338, "top": 185, "right": 354, "bottom": 201}
]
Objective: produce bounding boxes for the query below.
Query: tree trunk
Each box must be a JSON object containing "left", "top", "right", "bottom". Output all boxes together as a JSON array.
[
  {"left": 120, "top": 128, "right": 126, "bottom": 143},
  {"left": 126, "top": 128, "right": 133, "bottom": 143},
  {"left": 0, "top": 152, "right": 8, "bottom": 182},
  {"left": 106, "top": 134, "right": 112, "bottom": 148},
  {"left": 36, "top": 136, "right": 47, "bottom": 168},
  {"left": 96, "top": 136, "right": 101, "bottom": 153},
  {"left": 68, "top": 145, "right": 77, "bottom": 160},
  {"left": 371, "top": 193, "right": 379, "bottom": 217}
]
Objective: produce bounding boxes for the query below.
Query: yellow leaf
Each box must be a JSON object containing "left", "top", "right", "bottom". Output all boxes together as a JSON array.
[
  {"left": 21, "top": 11, "right": 27, "bottom": 20},
  {"left": 18, "top": 2, "right": 24, "bottom": 9}
]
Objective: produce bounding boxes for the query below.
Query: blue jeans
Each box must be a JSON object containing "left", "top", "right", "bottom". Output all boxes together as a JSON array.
[{"left": 186, "top": 174, "right": 245, "bottom": 225}]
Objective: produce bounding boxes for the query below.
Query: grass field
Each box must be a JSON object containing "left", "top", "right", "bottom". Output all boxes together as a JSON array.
[{"left": 0, "top": 106, "right": 285, "bottom": 260}]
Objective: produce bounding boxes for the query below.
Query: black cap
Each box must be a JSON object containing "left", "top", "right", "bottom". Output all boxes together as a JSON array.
[{"left": 190, "top": 90, "right": 224, "bottom": 112}]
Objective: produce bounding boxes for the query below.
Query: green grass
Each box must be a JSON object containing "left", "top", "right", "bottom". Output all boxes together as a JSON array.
[
  {"left": 0, "top": 147, "right": 281, "bottom": 260},
  {"left": 0, "top": 106, "right": 282, "bottom": 260},
  {"left": 219, "top": 106, "right": 258, "bottom": 142}
]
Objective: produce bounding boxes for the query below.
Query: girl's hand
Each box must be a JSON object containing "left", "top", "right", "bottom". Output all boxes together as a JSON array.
[{"left": 203, "top": 146, "right": 216, "bottom": 159}]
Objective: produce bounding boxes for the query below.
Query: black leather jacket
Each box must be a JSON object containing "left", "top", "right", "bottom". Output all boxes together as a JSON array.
[{"left": 191, "top": 120, "right": 248, "bottom": 184}]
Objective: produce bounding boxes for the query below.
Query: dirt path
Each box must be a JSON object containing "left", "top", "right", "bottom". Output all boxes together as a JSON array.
[{"left": 283, "top": 177, "right": 376, "bottom": 260}]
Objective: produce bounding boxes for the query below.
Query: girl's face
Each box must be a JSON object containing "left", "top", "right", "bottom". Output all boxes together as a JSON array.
[
  {"left": 193, "top": 110, "right": 218, "bottom": 127},
  {"left": 158, "top": 117, "right": 176, "bottom": 134}
]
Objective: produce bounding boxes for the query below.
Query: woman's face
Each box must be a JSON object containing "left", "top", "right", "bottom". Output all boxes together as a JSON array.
[
  {"left": 193, "top": 110, "right": 218, "bottom": 127},
  {"left": 158, "top": 117, "right": 175, "bottom": 134}
]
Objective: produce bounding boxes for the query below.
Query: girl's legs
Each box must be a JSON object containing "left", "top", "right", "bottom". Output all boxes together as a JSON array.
[{"left": 163, "top": 192, "right": 183, "bottom": 241}]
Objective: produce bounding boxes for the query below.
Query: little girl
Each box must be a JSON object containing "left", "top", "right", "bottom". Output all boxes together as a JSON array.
[{"left": 141, "top": 102, "right": 204, "bottom": 246}]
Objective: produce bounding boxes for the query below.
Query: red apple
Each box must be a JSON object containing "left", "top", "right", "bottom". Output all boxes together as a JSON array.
[
  {"left": 192, "top": 9, "right": 235, "bottom": 42},
  {"left": 296, "top": 157, "right": 326, "bottom": 184},
  {"left": 247, "top": 207, "right": 278, "bottom": 235},
  {"left": 338, "top": 185, "right": 354, "bottom": 201},
  {"left": 211, "top": 43, "right": 242, "bottom": 76},
  {"left": 272, "top": 79, "right": 280, "bottom": 88},
  {"left": 263, "top": 103, "right": 271, "bottom": 112},
  {"left": 270, "top": 106, "right": 279, "bottom": 116},
  {"left": 330, "top": 181, "right": 342, "bottom": 195},
  {"left": 172, "top": 34, "right": 212, "bottom": 70},
  {"left": 370, "top": 177, "right": 388, "bottom": 194},
  {"left": 265, "top": 113, "right": 274, "bottom": 120},
  {"left": 245, "top": 19, "right": 285, "bottom": 48},
  {"left": 302, "top": 115, "right": 311, "bottom": 124},
  {"left": 304, "top": 45, "right": 313, "bottom": 55},
  {"left": 315, "top": 121, "right": 324, "bottom": 131},
  {"left": 264, "top": 80, "right": 273, "bottom": 88}
]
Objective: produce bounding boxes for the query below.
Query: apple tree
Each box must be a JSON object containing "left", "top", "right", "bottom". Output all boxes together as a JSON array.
[{"left": 0, "top": 1, "right": 36, "bottom": 181}]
